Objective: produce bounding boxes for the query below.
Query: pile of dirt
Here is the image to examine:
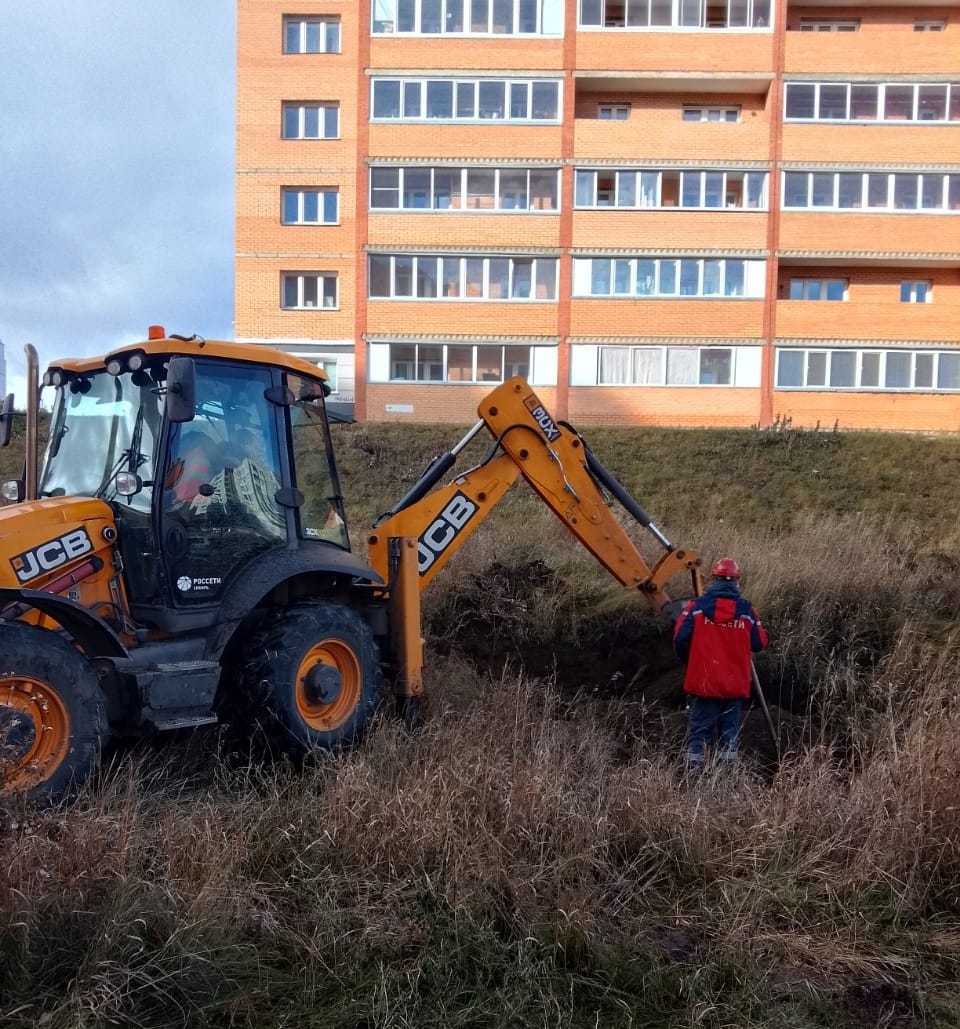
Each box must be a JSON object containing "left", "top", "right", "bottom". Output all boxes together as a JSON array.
[{"left": 433, "top": 560, "right": 804, "bottom": 767}]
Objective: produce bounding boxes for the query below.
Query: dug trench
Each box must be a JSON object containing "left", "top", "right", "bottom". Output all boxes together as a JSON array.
[{"left": 425, "top": 559, "right": 807, "bottom": 769}]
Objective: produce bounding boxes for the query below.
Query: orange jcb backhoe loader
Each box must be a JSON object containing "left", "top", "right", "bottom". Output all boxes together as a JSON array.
[{"left": 0, "top": 329, "right": 702, "bottom": 803}]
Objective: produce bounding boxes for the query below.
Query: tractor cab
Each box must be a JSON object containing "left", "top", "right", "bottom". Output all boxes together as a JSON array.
[{"left": 32, "top": 332, "right": 350, "bottom": 632}]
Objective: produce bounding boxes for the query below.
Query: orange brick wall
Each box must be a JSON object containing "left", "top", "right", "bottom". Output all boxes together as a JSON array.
[{"left": 237, "top": 0, "right": 960, "bottom": 433}]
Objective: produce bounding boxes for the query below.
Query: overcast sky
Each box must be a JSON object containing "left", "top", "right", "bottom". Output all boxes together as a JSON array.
[{"left": 0, "top": 3, "right": 236, "bottom": 402}]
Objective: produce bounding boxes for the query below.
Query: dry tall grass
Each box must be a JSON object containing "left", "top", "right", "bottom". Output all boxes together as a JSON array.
[{"left": 3, "top": 426, "right": 960, "bottom": 1027}]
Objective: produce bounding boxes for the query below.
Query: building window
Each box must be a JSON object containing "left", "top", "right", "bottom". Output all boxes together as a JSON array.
[
  {"left": 282, "top": 188, "right": 339, "bottom": 224},
  {"left": 317, "top": 359, "right": 339, "bottom": 393},
  {"left": 282, "top": 273, "right": 338, "bottom": 309},
  {"left": 788, "top": 279, "right": 847, "bottom": 301},
  {"left": 785, "top": 82, "right": 960, "bottom": 123},
  {"left": 371, "top": 77, "right": 561, "bottom": 121},
  {"left": 380, "top": 342, "right": 534, "bottom": 382},
  {"left": 598, "top": 104, "right": 629, "bottom": 119},
  {"left": 572, "top": 257, "right": 764, "bottom": 298},
  {"left": 682, "top": 106, "right": 740, "bottom": 122},
  {"left": 797, "top": 19, "right": 859, "bottom": 31},
  {"left": 777, "top": 348, "right": 960, "bottom": 391},
  {"left": 782, "top": 171, "right": 960, "bottom": 212},
  {"left": 576, "top": 168, "right": 767, "bottom": 209},
  {"left": 914, "top": 19, "right": 946, "bottom": 31},
  {"left": 369, "top": 166, "right": 560, "bottom": 212},
  {"left": 282, "top": 102, "right": 340, "bottom": 139},
  {"left": 371, "top": 0, "right": 563, "bottom": 35},
  {"left": 900, "top": 281, "right": 932, "bottom": 303},
  {"left": 578, "top": 0, "right": 770, "bottom": 29},
  {"left": 368, "top": 254, "right": 558, "bottom": 300},
  {"left": 591, "top": 345, "right": 735, "bottom": 385},
  {"left": 284, "top": 16, "right": 341, "bottom": 52}
]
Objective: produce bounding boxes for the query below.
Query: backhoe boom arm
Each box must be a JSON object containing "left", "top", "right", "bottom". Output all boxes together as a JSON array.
[{"left": 368, "top": 378, "right": 702, "bottom": 701}]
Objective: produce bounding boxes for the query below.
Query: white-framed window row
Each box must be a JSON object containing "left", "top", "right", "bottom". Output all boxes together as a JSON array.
[
  {"left": 575, "top": 168, "right": 767, "bottom": 209},
  {"left": 368, "top": 254, "right": 558, "bottom": 300},
  {"left": 572, "top": 256, "right": 766, "bottom": 297},
  {"left": 915, "top": 19, "right": 946, "bottom": 31},
  {"left": 370, "top": 166, "right": 560, "bottom": 211},
  {"left": 390, "top": 342, "right": 529, "bottom": 382},
  {"left": 796, "top": 18, "right": 859, "bottom": 31},
  {"left": 282, "top": 273, "right": 338, "bottom": 309},
  {"left": 784, "top": 81, "right": 960, "bottom": 123},
  {"left": 571, "top": 343, "right": 762, "bottom": 386},
  {"left": 371, "top": 0, "right": 563, "bottom": 35},
  {"left": 776, "top": 348, "right": 960, "bottom": 391},
  {"left": 579, "top": 0, "right": 771, "bottom": 29},
  {"left": 782, "top": 171, "right": 960, "bottom": 212},
  {"left": 370, "top": 77, "right": 561, "bottom": 121},
  {"left": 283, "top": 16, "right": 341, "bottom": 53},
  {"left": 282, "top": 102, "right": 340, "bottom": 139},
  {"left": 787, "top": 279, "right": 847, "bottom": 301},
  {"left": 282, "top": 188, "right": 339, "bottom": 224}
]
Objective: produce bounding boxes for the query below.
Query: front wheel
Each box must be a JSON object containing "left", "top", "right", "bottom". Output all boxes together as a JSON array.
[
  {"left": 239, "top": 602, "right": 381, "bottom": 758},
  {"left": 0, "top": 622, "right": 107, "bottom": 804}
]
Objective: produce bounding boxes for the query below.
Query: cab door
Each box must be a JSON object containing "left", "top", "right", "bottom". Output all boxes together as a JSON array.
[{"left": 160, "top": 362, "right": 287, "bottom": 606}]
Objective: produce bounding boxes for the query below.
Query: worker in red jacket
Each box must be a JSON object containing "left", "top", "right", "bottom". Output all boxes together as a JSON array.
[{"left": 673, "top": 557, "right": 769, "bottom": 771}]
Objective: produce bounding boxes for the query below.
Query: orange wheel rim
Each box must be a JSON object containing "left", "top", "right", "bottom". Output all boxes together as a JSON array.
[
  {"left": 295, "top": 639, "right": 362, "bottom": 732},
  {"left": 0, "top": 675, "right": 71, "bottom": 789}
]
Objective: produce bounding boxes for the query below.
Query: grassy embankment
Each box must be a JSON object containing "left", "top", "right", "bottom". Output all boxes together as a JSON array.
[{"left": 2, "top": 418, "right": 960, "bottom": 1027}]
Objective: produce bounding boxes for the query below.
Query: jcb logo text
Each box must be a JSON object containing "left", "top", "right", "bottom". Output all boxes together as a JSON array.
[
  {"left": 11, "top": 528, "right": 94, "bottom": 584},
  {"left": 523, "top": 398, "right": 561, "bottom": 443},
  {"left": 418, "top": 493, "right": 477, "bottom": 574}
]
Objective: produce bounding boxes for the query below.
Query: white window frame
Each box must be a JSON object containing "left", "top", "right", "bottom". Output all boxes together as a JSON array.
[
  {"left": 283, "top": 16, "right": 341, "bottom": 53},
  {"left": 594, "top": 345, "right": 736, "bottom": 385},
  {"left": 368, "top": 254, "right": 559, "bottom": 301},
  {"left": 572, "top": 257, "right": 765, "bottom": 298},
  {"left": 281, "top": 272, "right": 338, "bottom": 310},
  {"left": 914, "top": 19, "right": 946, "bottom": 31},
  {"left": 282, "top": 102, "right": 340, "bottom": 139},
  {"left": 371, "top": 0, "right": 563, "bottom": 35},
  {"left": 784, "top": 81, "right": 960, "bottom": 123},
  {"left": 578, "top": 0, "right": 771, "bottom": 30},
  {"left": 682, "top": 106, "right": 740, "bottom": 122},
  {"left": 787, "top": 278, "right": 848, "bottom": 301},
  {"left": 368, "top": 166, "right": 561, "bottom": 213},
  {"left": 282, "top": 188, "right": 340, "bottom": 225},
  {"left": 900, "top": 280, "right": 932, "bottom": 303},
  {"left": 798, "top": 19, "right": 859, "bottom": 31},
  {"left": 370, "top": 77, "right": 562, "bottom": 122},
  {"left": 381, "top": 342, "right": 537, "bottom": 383},
  {"left": 575, "top": 168, "right": 767, "bottom": 210},
  {"left": 782, "top": 171, "right": 960, "bottom": 213},
  {"left": 776, "top": 348, "right": 960, "bottom": 391}
]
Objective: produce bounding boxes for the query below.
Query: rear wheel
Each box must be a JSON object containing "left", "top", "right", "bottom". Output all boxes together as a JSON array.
[
  {"left": 0, "top": 622, "right": 106, "bottom": 804},
  {"left": 239, "top": 602, "right": 380, "bottom": 757}
]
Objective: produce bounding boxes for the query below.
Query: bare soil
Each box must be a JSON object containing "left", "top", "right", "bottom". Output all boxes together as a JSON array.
[{"left": 433, "top": 560, "right": 805, "bottom": 769}]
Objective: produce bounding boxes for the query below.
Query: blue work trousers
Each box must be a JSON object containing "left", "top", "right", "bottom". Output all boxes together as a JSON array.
[{"left": 686, "top": 696, "right": 743, "bottom": 767}]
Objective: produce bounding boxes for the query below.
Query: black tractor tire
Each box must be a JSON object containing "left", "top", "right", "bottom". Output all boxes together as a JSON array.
[
  {"left": 239, "top": 602, "right": 381, "bottom": 758},
  {"left": 0, "top": 622, "right": 107, "bottom": 805}
]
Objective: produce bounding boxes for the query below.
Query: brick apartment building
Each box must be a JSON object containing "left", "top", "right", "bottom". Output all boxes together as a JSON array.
[{"left": 235, "top": 0, "right": 960, "bottom": 430}]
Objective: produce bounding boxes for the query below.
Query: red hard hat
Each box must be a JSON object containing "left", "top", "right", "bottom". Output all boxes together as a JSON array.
[{"left": 711, "top": 557, "right": 741, "bottom": 579}]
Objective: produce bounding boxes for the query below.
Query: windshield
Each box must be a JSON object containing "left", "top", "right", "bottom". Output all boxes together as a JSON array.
[{"left": 39, "top": 369, "right": 164, "bottom": 513}]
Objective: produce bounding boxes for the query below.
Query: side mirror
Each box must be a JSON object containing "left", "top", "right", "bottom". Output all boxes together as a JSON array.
[
  {"left": 0, "top": 393, "right": 15, "bottom": 447},
  {"left": 166, "top": 358, "right": 196, "bottom": 423}
]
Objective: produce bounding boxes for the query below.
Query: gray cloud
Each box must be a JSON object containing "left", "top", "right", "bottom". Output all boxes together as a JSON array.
[{"left": 0, "top": 2, "right": 235, "bottom": 399}]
